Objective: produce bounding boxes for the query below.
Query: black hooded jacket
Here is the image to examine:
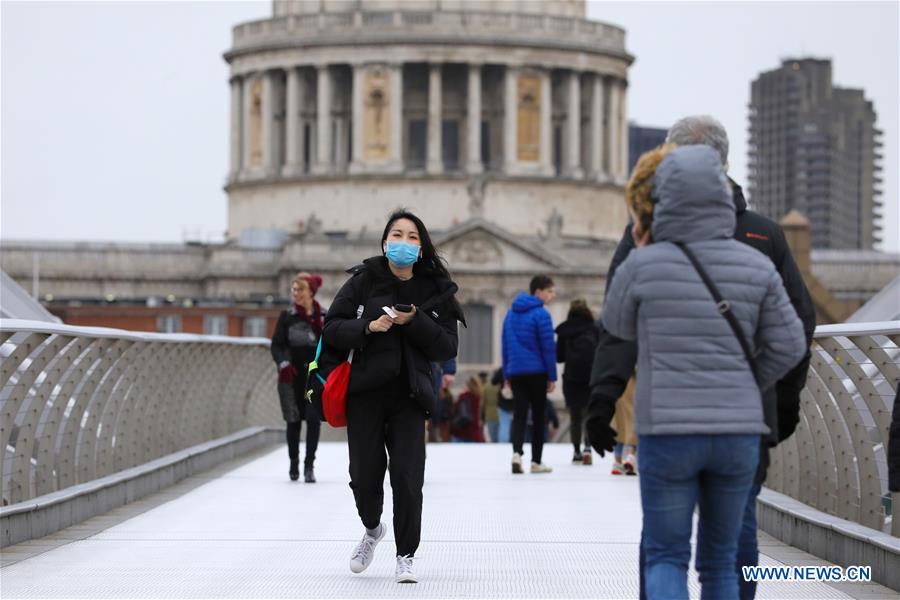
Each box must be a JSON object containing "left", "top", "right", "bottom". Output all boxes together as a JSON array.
[
  {"left": 555, "top": 314, "right": 600, "bottom": 386},
  {"left": 589, "top": 181, "right": 816, "bottom": 456},
  {"left": 323, "top": 256, "right": 463, "bottom": 416}
]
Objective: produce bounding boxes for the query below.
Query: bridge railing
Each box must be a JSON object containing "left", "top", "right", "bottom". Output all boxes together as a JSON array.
[
  {"left": 4, "top": 318, "right": 899, "bottom": 537},
  {"left": 767, "top": 321, "right": 900, "bottom": 536},
  {"left": 0, "top": 319, "right": 280, "bottom": 507}
]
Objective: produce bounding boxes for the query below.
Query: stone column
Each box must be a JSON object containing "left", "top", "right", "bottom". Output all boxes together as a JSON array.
[
  {"left": 314, "top": 65, "right": 332, "bottom": 175},
  {"left": 466, "top": 64, "right": 483, "bottom": 174},
  {"left": 388, "top": 63, "right": 403, "bottom": 172},
  {"left": 503, "top": 65, "right": 518, "bottom": 174},
  {"left": 590, "top": 74, "right": 605, "bottom": 181},
  {"left": 539, "top": 68, "right": 553, "bottom": 176},
  {"left": 607, "top": 76, "right": 620, "bottom": 183},
  {"left": 261, "top": 71, "right": 276, "bottom": 175},
  {"left": 242, "top": 73, "right": 255, "bottom": 174},
  {"left": 350, "top": 63, "right": 364, "bottom": 173},
  {"left": 229, "top": 76, "right": 242, "bottom": 178},
  {"left": 427, "top": 63, "right": 443, "bottom": 175},
  {"left": 283, "top": 67, "right": 302, "bottom": 176},
  {"left": 564, "top": 70, "right": 583, "bottom": 178},
  {"left": 619, "top": 80, "right": 629, "bottom": 182}
]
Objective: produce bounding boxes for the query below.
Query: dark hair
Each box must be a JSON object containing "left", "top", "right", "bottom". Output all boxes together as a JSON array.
[
  {"left": 381, "top": 208, "right": 452, "bottom": 281},
  {"left": 529, "top": 274, "right": 554, "bottom": 295},
  {"left": 567, "top": 298, "right": 594, "bottom": 321}
]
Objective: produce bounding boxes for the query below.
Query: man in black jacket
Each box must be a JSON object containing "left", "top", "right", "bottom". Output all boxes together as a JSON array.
[{"left": 586, "top": 115, "right": 817, "bottom": 600}]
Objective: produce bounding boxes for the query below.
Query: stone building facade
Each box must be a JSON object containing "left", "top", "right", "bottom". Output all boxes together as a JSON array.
[{"left": 223, "top": 0, "right": 633, "bottom": 242}]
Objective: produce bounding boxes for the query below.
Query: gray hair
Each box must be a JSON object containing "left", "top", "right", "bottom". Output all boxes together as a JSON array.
[{"left": 666, "top": 115, "right": 729, "bottom": 166}]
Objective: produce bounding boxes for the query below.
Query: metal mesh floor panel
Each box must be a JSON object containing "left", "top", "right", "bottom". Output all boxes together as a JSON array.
[{"left": 0, "top": 442, "right": 888, "bottom": 598}]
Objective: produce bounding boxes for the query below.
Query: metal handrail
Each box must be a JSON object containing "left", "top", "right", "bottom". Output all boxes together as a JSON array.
[
  {"left": 0, "top": 319, "right": 280, "bottom": 506},
  {"left": 767, "top": 320, "right": 899, "bottom": 536}
]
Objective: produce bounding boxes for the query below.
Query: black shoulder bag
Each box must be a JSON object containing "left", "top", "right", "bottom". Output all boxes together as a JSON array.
[{"left": 674, "top": 242, "right": 759, "bottom": 385}]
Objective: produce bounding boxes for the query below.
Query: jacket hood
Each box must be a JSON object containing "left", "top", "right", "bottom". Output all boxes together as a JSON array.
[
  {"left": 511, "top": 292, "right": 545, "bottom": 313},
  {"left": 651, "top": 145, "right": 736, "bottom": 243}
]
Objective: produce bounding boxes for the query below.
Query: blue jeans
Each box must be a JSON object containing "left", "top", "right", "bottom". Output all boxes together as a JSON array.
[
  {"left": 498, "top": 408, "right": 513, "bottom": 443},
  {"left": 640, "top": 434, "right": 759, "bottom": 600},
  {"left": 486, "top": 421, "right": 500, "bottom": 443},
  {"left": 737, "top": 481, "right": 763, "bottom": 600}
]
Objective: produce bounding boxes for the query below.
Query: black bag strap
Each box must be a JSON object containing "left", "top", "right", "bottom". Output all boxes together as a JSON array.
[{"left": 674, "top": 242, "right": 759, "bottom": 385}]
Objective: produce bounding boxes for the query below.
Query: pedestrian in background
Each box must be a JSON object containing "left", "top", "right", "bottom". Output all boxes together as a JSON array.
[
  {"left": 502, "top": 274, "right": 558, "bottom": 474},
  {"left": 270, "top": 272, "right": 324, "bottom": 483},
  {"left": 480, "top": 371, "right": 501, "bottom": 442},
  {"left": 429, "top": 359, "right": 456, "bottom": 442},
  {"left": 610, "top": 377, "right": 637, "bottom": 475},
  {"left": 451, "top": 376, "right": 485, "bottom": 443},
  {"left": 496, "top": 370, "right": 514, "bottom": 443},
  {"left": 555, "top": 298, "right": 599, "bottom": 464}
]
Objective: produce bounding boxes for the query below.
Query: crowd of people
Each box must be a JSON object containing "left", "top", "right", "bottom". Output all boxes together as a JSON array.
[{"left": 262, "top": 114, "right": 899, "bottom": 599}]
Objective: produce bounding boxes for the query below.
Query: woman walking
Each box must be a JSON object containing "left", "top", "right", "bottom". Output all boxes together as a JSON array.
[
  {"left": 323, "top": 209, "right": 463, "bottom": 583},
  {"left": 555, "top": 298, "right": 599, "bottom": 464},
  {"left": 602, "top": 145, "right": 805, "bottom": 599},
  {"left": 270, "top": 272, "right": 325, "bottom": 483}
]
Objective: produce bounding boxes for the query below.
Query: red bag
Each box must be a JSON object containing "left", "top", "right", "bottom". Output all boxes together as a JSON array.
[
  {"left": 321, "top": 304, "right": 363, "bottom": 428},
  {"left": 322, "top": 360, "right": 351, "bottom": 427}
]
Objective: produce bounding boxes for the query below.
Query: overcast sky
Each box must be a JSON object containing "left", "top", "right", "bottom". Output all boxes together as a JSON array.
[{"left": 2, "top": 0, "right": 898, "bottom": 251}]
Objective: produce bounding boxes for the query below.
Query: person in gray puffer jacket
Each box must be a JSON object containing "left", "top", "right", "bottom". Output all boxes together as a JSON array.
[{"left": 602, "top": 145, "right": 806, "bottom": 600}]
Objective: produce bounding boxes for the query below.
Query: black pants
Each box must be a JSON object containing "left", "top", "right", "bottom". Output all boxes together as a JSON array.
[
  {"left": 569, "top": 404, "right": 589, "bottom": 452},
  {"left": 510, "top": 374, "right": 548, "bottom": 464},
  {"left": 347, "top": 381, "right": 426, "bottom": 557},
  {"left": 286, "top": 385, "right": 321, "bottom": 467}
]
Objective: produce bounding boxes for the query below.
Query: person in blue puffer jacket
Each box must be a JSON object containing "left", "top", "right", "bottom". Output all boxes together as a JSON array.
[{"left": 501, "top": 275, "right": 558, "bottom": 474}]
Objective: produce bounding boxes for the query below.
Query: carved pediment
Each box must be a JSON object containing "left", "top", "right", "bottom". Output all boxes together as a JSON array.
[{"left": 436, "top": 220, "right": 565, "bottom": 272}]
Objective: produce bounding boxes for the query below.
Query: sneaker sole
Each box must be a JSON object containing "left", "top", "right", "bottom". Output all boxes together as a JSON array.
[
  {"left": 397, "top": 576, "right": 418, "bottom": 584},
  {"left": 349, "top": 524, "right": 386, "bottom": 573}
]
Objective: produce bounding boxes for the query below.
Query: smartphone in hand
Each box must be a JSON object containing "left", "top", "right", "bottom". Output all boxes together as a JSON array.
[{"left": 394, "top": 303, "right": 413, "bottom": 313}]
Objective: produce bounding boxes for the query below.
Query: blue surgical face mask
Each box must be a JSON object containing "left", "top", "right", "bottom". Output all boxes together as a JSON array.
[{"left": 384, "top": 240, "right": 421, "bottom": 267}]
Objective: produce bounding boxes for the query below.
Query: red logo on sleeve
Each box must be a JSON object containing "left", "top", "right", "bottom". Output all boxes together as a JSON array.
[{"left": 746, "top": 232, "right": 770, "bottom": 241}]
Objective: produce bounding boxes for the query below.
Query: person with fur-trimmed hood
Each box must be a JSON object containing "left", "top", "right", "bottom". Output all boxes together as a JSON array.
[{"left": 602, "top": 145, "right": 806, "bottom": 599}]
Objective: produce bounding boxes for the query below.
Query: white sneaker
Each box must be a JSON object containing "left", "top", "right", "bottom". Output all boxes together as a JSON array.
[
  {"left": 349, "top": 522, "right": 385, "bottom": 573},
  {"left": 396, "top": 554, "right": 417, "bottom": 583},
  {"left": 511, "top": 452, "right": 523, "bottom": 474},
  {"left": 624, "top": 451, "right": 637, "bottom": 475},
  {"left": 531, "top": 462, "right": 553, "bottom": 474}
]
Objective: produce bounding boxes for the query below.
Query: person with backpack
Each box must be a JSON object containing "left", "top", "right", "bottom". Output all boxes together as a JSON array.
[
  {"left": 270, "top": 272, "right": 324, "bottom": 483},
  {"left": 601, "top": 145, "right": 806, "bottom": 599},
  {"left": 501, "top": 274, "right": 558, "bottom": 474},
  {"left": 451, "top": 376, "right": 485, "bottom": 442},
  {"left": 555, "top": 298, "right": 599, "bottom": 464},
  {"left": 322, "top": 209, "right": 464, "bottom": 584}
]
